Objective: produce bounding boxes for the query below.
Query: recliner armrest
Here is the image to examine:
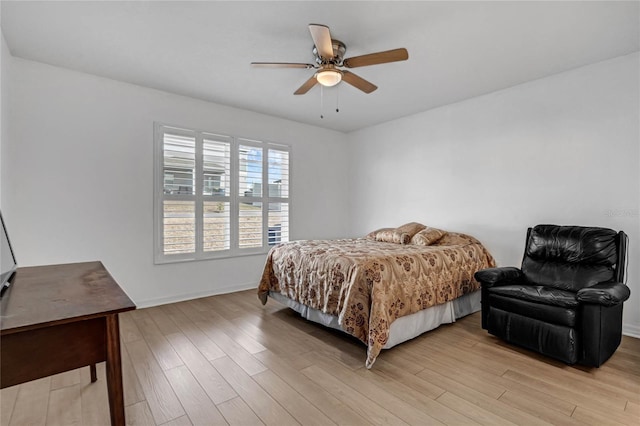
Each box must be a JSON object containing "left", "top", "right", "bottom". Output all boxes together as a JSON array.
[
  {"left": 576, "top": 282, "right": 630, "bottom": 306},
  {"left": 474, "top": 267, "right": 524, "bottom": 288}
]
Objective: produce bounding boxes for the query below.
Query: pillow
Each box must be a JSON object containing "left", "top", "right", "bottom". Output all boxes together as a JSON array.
[
  {"left": 366, "top": 227, "right": 413, "bottom": 244},
  {"left": 395, "top": 222, "right": 426, "bottom": 239},
  {"left": 365, "top": 227, "right": 392, "bottom": 240},
  {"left": 410, "top": 227, "right": 447, "bottom": 246},
  {"left": 431, "top": 232, "right": 480, "bottom": 246}
]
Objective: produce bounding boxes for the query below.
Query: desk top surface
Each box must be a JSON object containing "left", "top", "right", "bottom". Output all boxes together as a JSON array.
[{"left": 0, "top": 261, "right": 136, "bottom": 334}]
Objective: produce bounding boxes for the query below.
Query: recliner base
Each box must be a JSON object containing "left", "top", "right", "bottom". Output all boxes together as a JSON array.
[{"left": 487, "top": 307, "right": 578, "bottom": 364}]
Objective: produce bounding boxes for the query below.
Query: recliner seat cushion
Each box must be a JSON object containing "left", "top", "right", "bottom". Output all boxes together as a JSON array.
[
  {"left": 489, "top": 284, "right": 579, "bottom": 308},
  {"left": 489, "top": 294, "right": 577, "bottom": 327}
]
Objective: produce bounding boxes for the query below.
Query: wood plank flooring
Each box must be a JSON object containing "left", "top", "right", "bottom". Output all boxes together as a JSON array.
[{"left": 1, "top": 289, "right": 639, "bottom": 425}]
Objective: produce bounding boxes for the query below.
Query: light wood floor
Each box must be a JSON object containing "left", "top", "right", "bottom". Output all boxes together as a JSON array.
[{"left": 1, "top": 289, "right": 639, "bottom": 426}]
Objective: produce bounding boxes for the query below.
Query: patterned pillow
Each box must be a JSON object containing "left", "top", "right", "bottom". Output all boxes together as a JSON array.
[
  {"left": 365, "top": 227, "right": 391, "bottom": 240},
  {"left": 431, "top": 232, "right": 480, "bottom": 246},
  {"left": 395, "top": 222, "right": 426, "bottom": 239},
  {"left": 410, "top": 227, "right": 447, "bottom": 246},
  {"left": 365, "top": 227, "right": 411, "bottom": 244}
]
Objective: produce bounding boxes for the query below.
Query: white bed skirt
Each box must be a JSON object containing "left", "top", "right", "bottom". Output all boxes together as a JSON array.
[{"left": 268, "top": 289, "right": 481, "bottom": 349}]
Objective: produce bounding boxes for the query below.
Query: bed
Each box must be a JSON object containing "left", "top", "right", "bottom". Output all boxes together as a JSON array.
[{"left": 258, "top": 223, "right": 496, "bottom": 368}]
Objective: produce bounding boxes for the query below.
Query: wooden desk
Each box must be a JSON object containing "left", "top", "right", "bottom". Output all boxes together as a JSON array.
[{"left": 0, "top": 261, "right": 136, "bottom": 426}]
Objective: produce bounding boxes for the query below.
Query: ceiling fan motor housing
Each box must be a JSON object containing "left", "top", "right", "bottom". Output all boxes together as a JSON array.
[{"left": 313, "top": 39, "right": 346, "bottom": 65}]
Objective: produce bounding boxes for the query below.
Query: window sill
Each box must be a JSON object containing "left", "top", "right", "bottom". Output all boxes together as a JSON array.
[{"left": 154, "top": 248, "right": 273, "bottom": 265}]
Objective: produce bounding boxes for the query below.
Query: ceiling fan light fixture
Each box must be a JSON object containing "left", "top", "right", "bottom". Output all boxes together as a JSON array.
[{"left": 315, "top": 69, "right": 342, "bottom": 87}]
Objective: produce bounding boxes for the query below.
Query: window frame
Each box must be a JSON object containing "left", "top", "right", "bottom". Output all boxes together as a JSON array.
[{"left": 154, "top": 123, "right": 291, "bottom": 264}]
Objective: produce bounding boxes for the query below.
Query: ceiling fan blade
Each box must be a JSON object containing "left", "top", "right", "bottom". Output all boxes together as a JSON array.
[
  {"left": 341, "top": 71, "right": 377, "bottom": 94},
  {"left": 294, "top": 76, "right": 318, "bottom": 95},
  {"left": 343, "top": 48, "right": 409, "bottom": 68},
  {"left": 308, "top": 24, "right": 334, "bottom": 59},
  {"left": 251, "top": 62, "right": 315, "bottom": 69}
]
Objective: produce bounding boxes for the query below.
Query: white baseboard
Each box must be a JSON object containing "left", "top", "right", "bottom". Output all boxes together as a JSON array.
[
  {"left": 135, "top": 282, "right": 258, "bottom": 309},
  {"left": 623, "top": 323, "right": 640, "bottom": 339}
]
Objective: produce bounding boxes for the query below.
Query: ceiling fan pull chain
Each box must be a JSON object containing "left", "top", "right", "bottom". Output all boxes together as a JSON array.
[
  {"left": 320, "top": 85, "right": 324, "bottom": 119},
  {"left": 336, "top": 85, "right": 340, "bottom": 113}
]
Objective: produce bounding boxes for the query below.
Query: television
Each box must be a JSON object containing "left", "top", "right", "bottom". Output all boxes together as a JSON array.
[{"left": 0, "top": 211, "right": 17, "bottom": 297}]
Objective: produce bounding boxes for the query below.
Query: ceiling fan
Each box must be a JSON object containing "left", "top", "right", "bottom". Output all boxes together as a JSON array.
[{"left": 251, "top": 24, "right": 409, "bottom": 95}]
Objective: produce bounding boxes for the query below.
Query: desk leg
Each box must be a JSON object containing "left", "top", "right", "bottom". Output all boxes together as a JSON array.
[{"left": 105, "top": 314, "right": 125, "bottom": 426}]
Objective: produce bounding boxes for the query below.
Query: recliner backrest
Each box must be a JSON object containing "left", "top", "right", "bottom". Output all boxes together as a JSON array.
[{"left": 521, "top": 225, "right": 619, "bottom": 292}]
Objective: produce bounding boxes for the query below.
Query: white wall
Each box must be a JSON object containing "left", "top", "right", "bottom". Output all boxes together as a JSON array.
[
  {"left": 3, "top": 57, "right": 350, "bottom": 306},
  {"left": 347, "top": 53, "right": 640, "bottom": 336},
  {"left": 0, "top": 29, "right": 13, "bottom": 210},
  {"left": 0, "top": 24, "right": 6, "bottom": 207},
  {"left": 3, "top": 46, "right": 639, "bottom": 335}
]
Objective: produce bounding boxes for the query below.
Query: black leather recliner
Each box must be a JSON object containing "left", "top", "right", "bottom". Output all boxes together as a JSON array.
[{"left": 474, "top": 224, "right": 630, "bottom": 367}]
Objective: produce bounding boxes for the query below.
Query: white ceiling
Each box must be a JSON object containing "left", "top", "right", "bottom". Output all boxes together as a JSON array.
[{"left": 2, "top": 1, "right": 638, "bottom": 133}]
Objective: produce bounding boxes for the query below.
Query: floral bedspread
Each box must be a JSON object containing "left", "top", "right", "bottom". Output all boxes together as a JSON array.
[{"left": 258, "top": 233, "right": 496, "bottom": 368}]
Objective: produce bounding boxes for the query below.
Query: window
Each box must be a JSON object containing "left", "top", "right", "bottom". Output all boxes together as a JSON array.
[{"left": 154, "top": 124, "right": 290, "bottom": 263}]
